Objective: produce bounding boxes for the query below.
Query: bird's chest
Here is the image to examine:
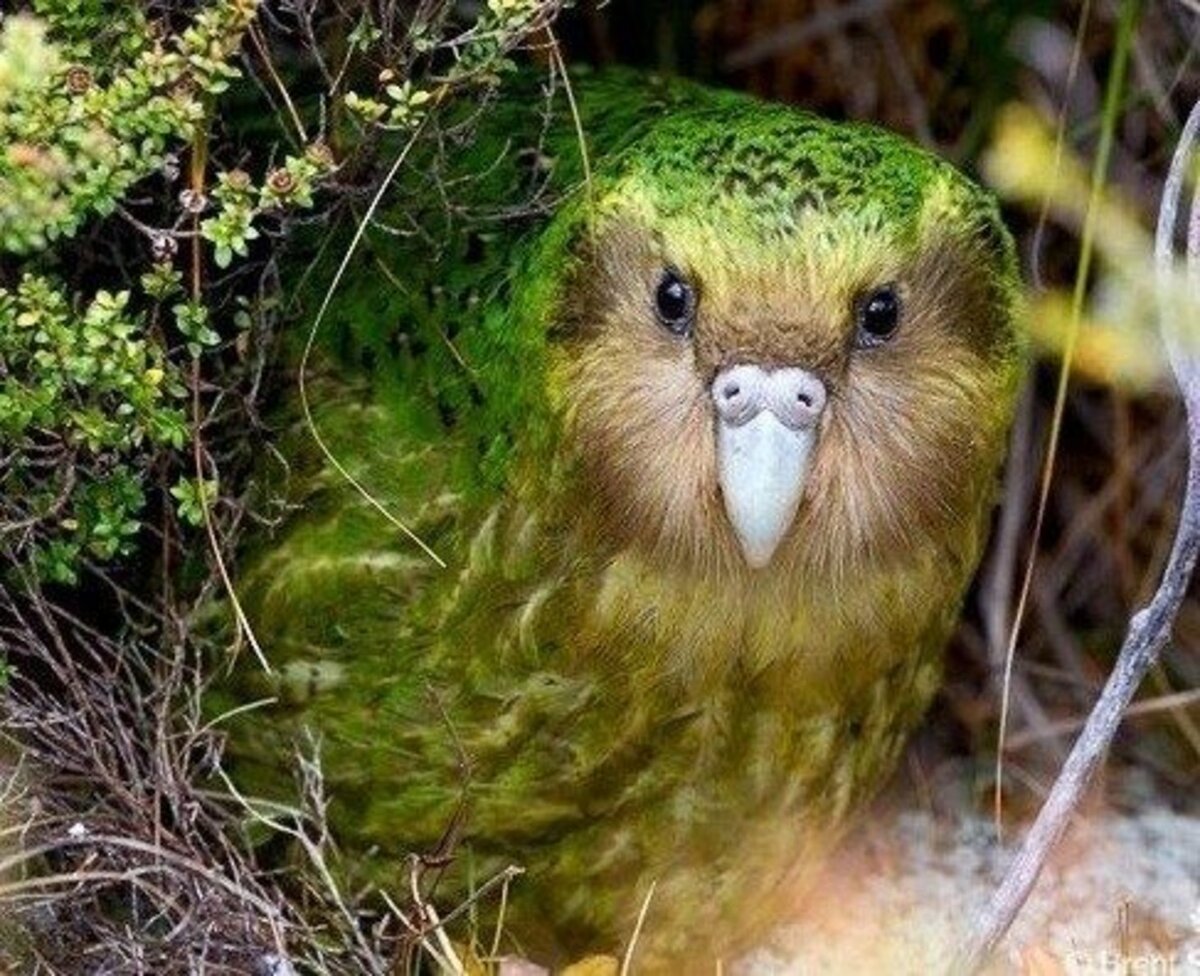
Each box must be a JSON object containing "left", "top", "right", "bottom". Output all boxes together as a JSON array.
[
  {"left": 431, "top": 543, "right": 959, "bottom": 961},
  {"left": 583, "top": 574, "right": 946, "bottom": 811},
  {"left": 449, "top": 549, "right": 955, "bottom": 830}
]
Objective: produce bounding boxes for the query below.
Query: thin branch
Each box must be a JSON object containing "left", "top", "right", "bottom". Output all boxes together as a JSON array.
[
  {"left": 1005, "top": 684, "right": 1200, "bottom": 749},
  {"left": 620, "top": 879, "right": 658, "bottom": 976},
  {"left": 992, "top": 0, "right": 1135, "bottom": 839},
  {"left": 951, "top": 93, "right": 1200, "bottom": 975}
]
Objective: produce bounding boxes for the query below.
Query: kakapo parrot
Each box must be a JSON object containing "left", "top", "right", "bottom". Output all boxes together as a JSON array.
[{"left": 215, "top": 68, "right": 1023, "bottom": 969}]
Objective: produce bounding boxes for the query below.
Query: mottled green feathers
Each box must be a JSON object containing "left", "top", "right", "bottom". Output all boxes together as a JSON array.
[{"left": 213, "top": 69, "right": 1022, "bottom": 969}]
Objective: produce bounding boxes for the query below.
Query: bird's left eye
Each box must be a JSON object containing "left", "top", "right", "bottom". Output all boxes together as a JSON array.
[
  {"left": 654, "top": 269, "right": 696, "bottom": 337},
  {"left": 855, "top": 285, "right": 902, "bottom": 348}
]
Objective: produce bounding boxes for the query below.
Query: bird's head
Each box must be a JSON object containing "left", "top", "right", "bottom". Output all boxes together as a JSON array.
[{"left": 530, "top": 103, "right": 1023, "bottom": 580}]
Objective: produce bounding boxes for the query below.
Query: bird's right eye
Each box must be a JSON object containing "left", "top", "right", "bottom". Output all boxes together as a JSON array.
[{"left": 654, "top": 269, "right": 696, "bottom": 338}]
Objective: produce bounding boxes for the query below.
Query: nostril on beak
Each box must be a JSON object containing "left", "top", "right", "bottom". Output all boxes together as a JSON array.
[
  {"left": 765, "top": 368, "right": 827, "bottom": 431},
  {"left": 713, "top": 364, "right": 827, "bottom": 429},
  {"left": 712, "top": 365, "right": 768, "bottom": 425}
]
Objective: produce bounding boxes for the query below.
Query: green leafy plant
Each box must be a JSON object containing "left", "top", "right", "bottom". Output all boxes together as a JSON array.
[
  {"left": 0, "top": 0, "right": 566, "bottom": 585},
  {"left": 169, "top": 475, "right": 218, "bottom": 528},
  {"left": 0, "top": 2, "right": 258, "bottom": 255},
  {"left": 0, "top": 275, "right": 187, "bottom": 581},
  {"left": 0, "top": 0, "right": 338, "bottom": 582}
]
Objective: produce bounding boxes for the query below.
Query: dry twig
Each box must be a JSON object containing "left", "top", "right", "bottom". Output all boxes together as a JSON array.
[{"left": 952, "top": 96, "right": 1200, "bottom": 974}]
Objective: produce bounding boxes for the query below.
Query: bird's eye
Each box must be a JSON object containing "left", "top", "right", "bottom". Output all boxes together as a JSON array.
[
  {"left": 654, "top": 269, "right": 696, "bottom": 337},
  {"left": 855, "top": 285, "right": 901, "bottom": 348}
]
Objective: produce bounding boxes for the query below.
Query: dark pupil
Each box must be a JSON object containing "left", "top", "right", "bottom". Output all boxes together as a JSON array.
[
  {"left": 862, "top": 288, "right": 899, "bottom": 337},
  {"left": 656, "top": 274, "right": 691, "bottom": 326}
]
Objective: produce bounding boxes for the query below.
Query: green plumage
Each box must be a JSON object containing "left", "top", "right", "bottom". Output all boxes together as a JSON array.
[{"left": 213, "top": 70, "right": 1023, "bottom": 969}]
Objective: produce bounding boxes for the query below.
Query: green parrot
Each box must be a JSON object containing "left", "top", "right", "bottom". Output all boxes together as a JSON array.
[{"left": 214, "top": 69, "right": 1023, "bottom": 970}]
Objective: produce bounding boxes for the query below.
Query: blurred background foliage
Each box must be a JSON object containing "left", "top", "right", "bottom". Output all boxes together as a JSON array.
[{"left": 1, "top": 0, "right": 1198, "bottom": 970}]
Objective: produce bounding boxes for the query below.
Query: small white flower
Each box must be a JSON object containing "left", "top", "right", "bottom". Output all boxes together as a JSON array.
[
  {"left": 258, "top": 953, "right": 296, "bottom": 976},
  {"left": 66, "top": 822, "right": 88, "bottom": 839}
]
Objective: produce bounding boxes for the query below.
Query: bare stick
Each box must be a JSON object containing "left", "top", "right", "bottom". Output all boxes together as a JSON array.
[
  {"left": 951, "top": 96, "right": 1200, "bottom": 974},
  {"left": 620, "top": 880, "right": 658, "bottom": 976}
]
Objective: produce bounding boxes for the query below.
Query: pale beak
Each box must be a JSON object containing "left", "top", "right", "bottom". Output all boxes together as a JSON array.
[{"left": 712, "top": 364, "right": 827, "bottom": 569}]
